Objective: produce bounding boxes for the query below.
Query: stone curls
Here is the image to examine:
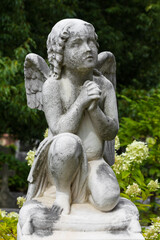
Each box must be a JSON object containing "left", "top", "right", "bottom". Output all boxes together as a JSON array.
[
  {"left": 47, "top": 24, "right": 70, "bottom": 79},
  {"left": 47, "top": 19, "right": 99, "bottom": 79}
]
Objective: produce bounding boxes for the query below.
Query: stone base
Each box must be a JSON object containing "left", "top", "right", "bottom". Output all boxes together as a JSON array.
[
  {"left": 17, "top": 197, "right": 144, "bottom": 240},
  {"left": 18, "top": 228, "right": 144, "bottom": 240}
]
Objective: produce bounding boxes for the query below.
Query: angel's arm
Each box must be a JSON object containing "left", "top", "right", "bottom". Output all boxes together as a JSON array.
[
  {"left": 42, "top": 78, "right": 86, "bottom": 135},
  {"left": 88, "top": 78, "right": 119, "bottom": 141}
]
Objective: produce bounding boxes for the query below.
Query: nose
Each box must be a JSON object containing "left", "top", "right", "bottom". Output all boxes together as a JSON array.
[{"left": 84, "top": 42, "right": 91, "bottom": 52}]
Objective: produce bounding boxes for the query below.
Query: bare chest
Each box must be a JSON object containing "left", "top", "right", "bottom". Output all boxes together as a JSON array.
[
  {"left": 60, "top": 78, "right": 80, "bottom": 112},
  {"left": 77, "top": 111, "right": 103, "bottom": 160}
]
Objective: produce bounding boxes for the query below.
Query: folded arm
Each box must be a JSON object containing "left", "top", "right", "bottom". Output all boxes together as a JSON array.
[
  {"left": 88, "top": 79, "right": 119, "bottom": 141},
  {"left": 42, "top": 78, "right": 101, "bottom": 135}
]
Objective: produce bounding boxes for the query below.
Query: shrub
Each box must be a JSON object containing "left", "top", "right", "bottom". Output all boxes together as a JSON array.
[
  {"left": 0, "top": 210, "right": 18, "bottom": 239},
  {"left": 0, "top": 152, "right": 30, "bottom": 192},
  {"left": 113, "top": 136, "right": 160, "bottom": 226}
]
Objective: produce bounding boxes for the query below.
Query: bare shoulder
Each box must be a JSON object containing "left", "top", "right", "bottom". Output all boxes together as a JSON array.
[{"left": 42, "top": 76, "right": 60, "bottom": 99}]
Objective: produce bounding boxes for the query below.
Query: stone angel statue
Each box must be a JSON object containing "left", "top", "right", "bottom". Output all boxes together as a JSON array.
[
  {"left": 18, "top": 19, "right": 144, "bottom": 240},
  {"left": 24, "top": 19, "right": 120, "bottom": 215}
]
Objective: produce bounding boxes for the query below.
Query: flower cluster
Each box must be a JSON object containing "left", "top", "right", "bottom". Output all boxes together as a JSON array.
[
  {"left": 0, "top": 209, "right": 18, "bottom": 239},
  {"left": 115, "top": 136, "right": 120, "bottom": 151},
  {"left": 125, "top": 183, "right": 141, "bottom": 197},
  {"left": 143, "top": 217, "right": 160, "bottom": 240},
  {"left": 0, "top": 209, "right": 19, "bottom": 220},
  {"left": 113, "top": 140, "right": 149, "bottom": 174},
  {"left": 0, "top": 209, "right": 7, "bottom": 218},
  {"left": 113, "top": 154, "right": 130, "bottom": 174},
  {"left": 125, "top": 140, "right": 149, "bottom": 164},
  {"left": 44, "top": 128, "right": 49, "bottom": 138},
  {"left": 147, "top": 179, "right": 160, "bottom": 192},
  {"left": 25, "top": 150, "right": 36, "bottom": 166},
  {"left": 7, "top": 212, "right": 19, "bottom": 219},
  {"left": 17, "top": 196, "right": 26, "bottom": 208}
]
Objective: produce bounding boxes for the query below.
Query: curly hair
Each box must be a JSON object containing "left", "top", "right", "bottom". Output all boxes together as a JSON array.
[{"left": 47, "top": 19, "right": 98, "bottom": 79}]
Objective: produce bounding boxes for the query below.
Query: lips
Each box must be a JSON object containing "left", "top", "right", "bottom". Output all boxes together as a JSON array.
[{"left": 85, "top": 55, "right": 93, "bottom": 60}]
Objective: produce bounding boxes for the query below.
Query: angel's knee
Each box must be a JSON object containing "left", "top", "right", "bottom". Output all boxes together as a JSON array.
[
  {"left": 89, "top": 187, "right": 119, "bottom": 212},
  {"left": 48, "top": 133, "right": 83, "bottom": 183},
  {"left": 88, "top": 161, "right": 120, "bottom": 211},
  {"left": 49, "top": 133, "right": 82, "bottom": 161}
]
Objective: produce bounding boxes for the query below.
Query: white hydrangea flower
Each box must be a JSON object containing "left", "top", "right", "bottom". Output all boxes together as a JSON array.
[
  {"left": 147, "top": 179, "right": 160, "bottom": 192},
  {"left": 25, "top": 150, "right": 36, "bottom": 166},
  {"left": 153, "top": 217, "right": 160, "bottom": 232},
  {"left": 44, "top": 128, "right": 49, "bottom": 138},
  {"left": 122, "top": 161, "right": 130, "bottom": 171},
  {"left": 125, "top": 183, "right": 141, "bottom": 197},
  {"left": 113, "top": 140, "right": 149, "bottom": 175},
  {"left": 113, "top": 154, "right": 122, "bottom": 174},
  {"left": 7, "top": 212, "right": 19, "bottom": 219},
  {"left": 17, "top": 196, "right": 26, "bottom": 208},
  {"left": 143, "top": 217, "right": 160, "bottom": 240},
  {"left": 113, "top": 153, "right": 131, "bottom": 174},
  {"left": 0, "top": 210, "right": 7, "bottom": 218},
  {"left": 125, "top": 140, "right": 149, "bottom": 164},
  {"left": 115, "top": 136, "right": 120, "bottom": 151}
]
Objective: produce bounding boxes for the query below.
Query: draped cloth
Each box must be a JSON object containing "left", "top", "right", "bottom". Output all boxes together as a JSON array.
[{"left": 26, "top": 133, "right": 88, "bottom": 204}]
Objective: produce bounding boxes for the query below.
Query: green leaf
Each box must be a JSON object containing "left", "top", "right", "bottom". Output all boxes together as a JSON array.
[{"left": 122, "top": 171, "right": 130, "bottom": 179}]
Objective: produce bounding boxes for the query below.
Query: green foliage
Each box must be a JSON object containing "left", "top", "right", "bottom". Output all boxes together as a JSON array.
[
  {"left": 0, "top": 1, "right": 47, "bottom": 141},
  {"left": 118, "top": 87, "right": 160, "bottom": 179},
  {"left": 0, "top": 152, "right": 30, "bottom": 192},
  {"left": 0, "top": 0, "right": 30, "bottom": 57},
  {"left": 76, "top": 0, "right": 160, "bottom": 89},
  {"left": 143, "top": 217, "right": 160, "bottom": 240},
  {"left": 117, "top": 87, "right": 160, "bottom": 226},
  {"left": 118, "top": 87, "right": 160, "bottom": 144},
  {"left": 0, "top": 38, "right": 47, "bottom": 141},
  {"left": 0, "top": 210, "right": 18, "bottom": 239},
  {"left": 113, "top": 137, "right": 160, "bottom": 226}
]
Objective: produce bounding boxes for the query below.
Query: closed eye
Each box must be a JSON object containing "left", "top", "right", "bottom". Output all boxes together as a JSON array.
[
  {"left": 87, "top": 38, "right": 96, "bottom": 46},
  {"left": 71, "top": 39, "right": 83, "bottom": 47}
]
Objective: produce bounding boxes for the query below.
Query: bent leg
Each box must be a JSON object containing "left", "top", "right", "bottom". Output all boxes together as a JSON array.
[
  {"left": 88, "top": 159, "right": 120, "bottom": 212},
  {"left": 48, "top": 133, "right": 83, "bottom": 214}
]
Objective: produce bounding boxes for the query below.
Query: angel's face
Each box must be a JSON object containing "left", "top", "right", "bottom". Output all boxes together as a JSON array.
[{"left": 63, "top": 23, "right": 98, "bottom": 72}]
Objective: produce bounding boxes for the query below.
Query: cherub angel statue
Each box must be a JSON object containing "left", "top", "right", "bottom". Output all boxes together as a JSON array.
[{"left": 24, "top": 18, "right": 120, "bottom": 215}]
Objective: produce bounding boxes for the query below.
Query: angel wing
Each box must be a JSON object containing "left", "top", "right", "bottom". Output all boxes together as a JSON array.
[
  {"left": 96, "top": 51, "right": 117, "bottom": 166},
  {"left": 97, "top": 51, "right": 116, "bottom": 90},
  {"left": 24, "top": 53, "right": 50, "bottom": 110}
]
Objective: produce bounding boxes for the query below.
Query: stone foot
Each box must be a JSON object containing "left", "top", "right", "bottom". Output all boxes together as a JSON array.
[{"left": 53, "top": 191, "right": 71, "bottom": 215}]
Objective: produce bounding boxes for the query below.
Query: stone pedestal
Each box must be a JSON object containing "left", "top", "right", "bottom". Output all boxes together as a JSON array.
[
  {"left": 17, "top": 194, "right": 144, "bottom": 240},
  {"left": 17, "top": 230, "right": 144, "bottom": 240}
]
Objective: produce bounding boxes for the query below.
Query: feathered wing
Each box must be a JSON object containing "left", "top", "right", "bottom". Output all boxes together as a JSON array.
[
  {"left": 97, "top": 51, "right": 116, "bottom": 90},
  {"left": 97, "top": 51, "right": 117, "bottom": 166},
  {"left": 24, "top": 53, "right": 50, "bottom": 111}
]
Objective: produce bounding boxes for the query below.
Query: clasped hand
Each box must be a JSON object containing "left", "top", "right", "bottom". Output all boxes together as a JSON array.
[{"left": 78, "top": 80, "right": 101, "bottom": 110}]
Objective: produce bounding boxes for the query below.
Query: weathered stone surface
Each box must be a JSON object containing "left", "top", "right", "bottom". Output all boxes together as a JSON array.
[
  {"left": 18, "top": 197, "right": 144, "bottom": 239},
  {"left": 17, "top": 18, "right": 144, "bottom": 240}
]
